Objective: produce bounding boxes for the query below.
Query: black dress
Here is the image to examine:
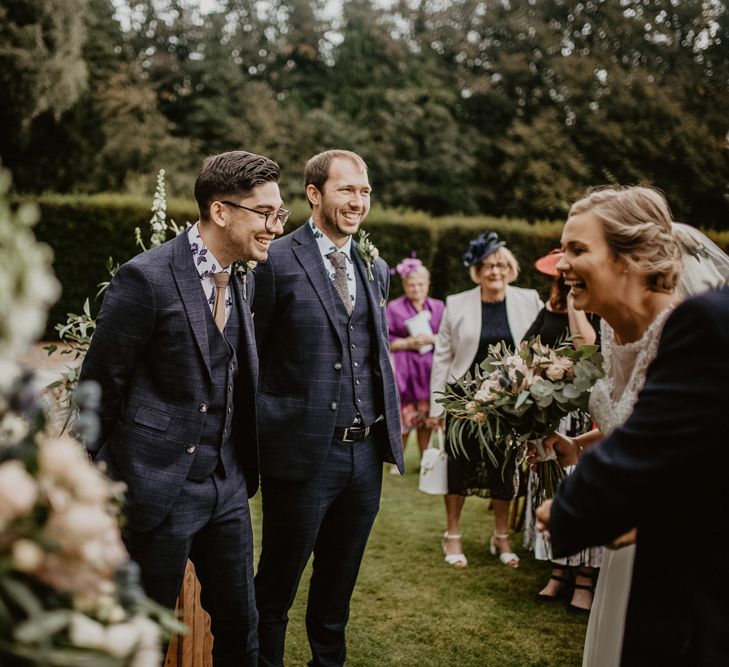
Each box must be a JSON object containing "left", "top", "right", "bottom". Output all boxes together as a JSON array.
[
  {"left": 523, "top": 307, "right": 601, "bottom": 348},
  {"left": 445, "top": 299, "right": 518, "bottom": 500}
]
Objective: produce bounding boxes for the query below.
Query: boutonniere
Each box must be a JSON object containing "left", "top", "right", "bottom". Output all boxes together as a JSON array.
[
  {"left": 234, "top": 260, "right": 257, "bottom": 300},
  {"left": 234, "top": 260, "right": 257, "bottom": 278},
  {"left": 356, "top": 229, "right": 379, "bottom": 281}
]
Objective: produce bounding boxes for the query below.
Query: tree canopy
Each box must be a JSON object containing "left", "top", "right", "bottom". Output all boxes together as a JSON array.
[{"left": 2, "top": 0, "right": 728, "bottom": 228}]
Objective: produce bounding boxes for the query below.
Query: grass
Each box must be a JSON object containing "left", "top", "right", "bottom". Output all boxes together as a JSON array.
[{"left": 249, "top": 435, "right": 587, "bottom": 666}]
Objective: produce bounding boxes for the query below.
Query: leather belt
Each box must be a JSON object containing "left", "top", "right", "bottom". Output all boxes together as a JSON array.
[{"left": 333, "top": 424, "right": 373, "bottom": 442}]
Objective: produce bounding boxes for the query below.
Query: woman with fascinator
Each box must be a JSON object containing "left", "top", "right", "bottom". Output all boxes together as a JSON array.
[
  {"left": 386, "top": 256, "right": 445, "bottom": 471},
  {"left": 429, "top": 232, "right": 543, "bottom": 568}
]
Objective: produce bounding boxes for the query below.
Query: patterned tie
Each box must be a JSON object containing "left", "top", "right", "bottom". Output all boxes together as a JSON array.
[
  {"left": 212, "top": 271, "right": 230, "bottom": 332},
  {"left": 327, "top": 251, "right": 353, "bottom": 315}
]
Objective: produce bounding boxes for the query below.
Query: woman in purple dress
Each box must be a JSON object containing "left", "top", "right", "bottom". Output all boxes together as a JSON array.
[{"left": 386, "top": 257, "right": 445, "bottom": 470}]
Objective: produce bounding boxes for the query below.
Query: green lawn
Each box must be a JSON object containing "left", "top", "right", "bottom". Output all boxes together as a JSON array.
[{"left": 249, "top": 437, "right": 587, "bottom": 666}]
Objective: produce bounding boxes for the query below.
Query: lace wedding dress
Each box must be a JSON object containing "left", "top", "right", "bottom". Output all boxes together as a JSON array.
[
  {"left": 580, "top": 223, "right": 729, "bottom": 666},
  {"left": 581, "top": 308, "right": 674, "bottom": 667}
]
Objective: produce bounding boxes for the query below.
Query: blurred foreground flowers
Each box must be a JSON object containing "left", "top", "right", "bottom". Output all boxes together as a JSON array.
[{"left": 0, "top": 168, "right": 184, "bottom": 666}]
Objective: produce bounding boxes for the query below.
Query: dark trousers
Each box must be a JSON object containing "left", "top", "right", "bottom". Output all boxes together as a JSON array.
[
  {"left": 255, "top": 435, "right": 383, "bottom": 667},
  {"left": 124, "top": 467, "right": 258, "bottom": 667}
]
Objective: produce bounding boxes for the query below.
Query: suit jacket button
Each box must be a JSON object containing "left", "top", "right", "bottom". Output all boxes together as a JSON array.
[
  {"left": 330, "top": 402, "right": 338, "bottom": 410},
  {"left": 334, "top": 362, "right": 342, "bottom": 370},
  {"left": 199, "top": 403, "right": 208, "bottom": 413},
  {"left": 187, "top": 446, "right": 196, "bottom": 454}
]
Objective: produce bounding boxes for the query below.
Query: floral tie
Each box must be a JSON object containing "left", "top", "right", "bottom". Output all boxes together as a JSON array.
[{"left": 327, "top": 251, "right": 353, "bottom": 315}]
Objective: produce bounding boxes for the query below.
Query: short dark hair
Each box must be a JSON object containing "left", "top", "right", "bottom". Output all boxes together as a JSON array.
[
  {"left": 304, "top": 149, "right": 367, "bottom": 206},
  {"left": 194, "top": 150, "right": 280, "bottom": 220}
]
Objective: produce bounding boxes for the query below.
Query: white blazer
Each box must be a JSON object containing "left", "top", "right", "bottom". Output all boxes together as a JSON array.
[{"left": 429, "top": 285, "right": 543, "bottom": 417}]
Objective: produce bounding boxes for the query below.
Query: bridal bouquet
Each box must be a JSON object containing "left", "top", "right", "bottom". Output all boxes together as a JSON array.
[{"left": 437, "top": 337, "right": 603, "bottom": 497}]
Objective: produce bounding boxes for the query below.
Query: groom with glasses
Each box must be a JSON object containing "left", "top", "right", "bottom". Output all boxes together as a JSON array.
[
  {"left": 220, "top": 200, "right": 290, "bottom": 231},
  {"left": 80, "top": 150, "right": 285, "bottom": 666}
]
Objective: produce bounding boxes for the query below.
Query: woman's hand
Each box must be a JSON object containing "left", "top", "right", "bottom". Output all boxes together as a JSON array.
[
  {"left": 526, "top": 433, "right": 579, "bottom": 468},
  {"left": 391, "top": 337, "right": 413, "bottom": 352},
  {"left": 391, "top": 334, "right": 435, "bottom": 352},
  {"left": 412, "top": 333, "right": 433, "bottom": 347},
  {"left": 607, "top": 528, "right": 637, "bottom": 550},
  {"left": 425, "top": 416, "right": 444, "bottom": 430}
]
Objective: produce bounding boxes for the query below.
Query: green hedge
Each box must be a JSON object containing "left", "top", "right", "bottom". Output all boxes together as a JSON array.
[{"left": 20, "top": 193, "right": 729, "bottom": 339}]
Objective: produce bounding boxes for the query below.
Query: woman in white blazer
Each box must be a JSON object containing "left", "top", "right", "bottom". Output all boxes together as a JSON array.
[{"left": 430, "top": 232, "right": 543, "bottom": 568}]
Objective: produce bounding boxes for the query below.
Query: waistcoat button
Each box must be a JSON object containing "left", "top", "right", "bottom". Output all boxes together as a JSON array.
[
  {"left": 198, "top": 403, "right": 208, "bottom": 413},
  {"left": 330, "top": 402, "right": 338, "bottom": 410},
  {"left": 187, "top": 446, "right": 196, "bottom": 454}
]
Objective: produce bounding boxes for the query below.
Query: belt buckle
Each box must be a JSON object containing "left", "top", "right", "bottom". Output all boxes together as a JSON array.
[{"left": 342, "top": 425, "right": 370, "bottom": 442}]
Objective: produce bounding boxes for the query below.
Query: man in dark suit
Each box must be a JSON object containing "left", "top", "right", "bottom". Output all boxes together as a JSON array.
[
  {"left": 252, "top": 149, "right": 404, "bottom": 667},
  {"left": 537, "top": 287, "right": 729, "bottom": 666},
  {"left": 80, "top": 151, "right": 287, "bottom": 666}
]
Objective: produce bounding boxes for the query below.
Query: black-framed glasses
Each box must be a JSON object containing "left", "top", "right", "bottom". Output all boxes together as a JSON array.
[{"left": 220, "top": 200, "right": 290, "bottom": 232}]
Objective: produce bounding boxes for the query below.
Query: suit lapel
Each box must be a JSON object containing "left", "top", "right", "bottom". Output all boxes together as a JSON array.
[
  {"left": 171, "top": 232, "right": 213, "bottom": 381},
  {"left": 229, "top": 272, "right": 258, "bottom": 383},
  {"left": 291, "top": 224, "right": 344, "bottom": 344},
  {"left": 351, "top": 248, "right": 385, "bottom": 354}
]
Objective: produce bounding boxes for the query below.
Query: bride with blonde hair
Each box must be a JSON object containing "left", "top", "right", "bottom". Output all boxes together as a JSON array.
[{"left": 539, "top": 185, "right": 728, "bottom": 667}]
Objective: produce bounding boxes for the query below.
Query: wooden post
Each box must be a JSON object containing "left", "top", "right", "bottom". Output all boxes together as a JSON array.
[{"left": 164, "top": 561, "right": 213, "bottom": 667}]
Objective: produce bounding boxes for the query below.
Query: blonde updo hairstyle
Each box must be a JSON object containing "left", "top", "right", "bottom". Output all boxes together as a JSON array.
[
  {"left": 569, "top": 186, "right": 682, "bottom": 293},
  {"left": 469, "top": 247, "right": 520, "bottom": 285}
]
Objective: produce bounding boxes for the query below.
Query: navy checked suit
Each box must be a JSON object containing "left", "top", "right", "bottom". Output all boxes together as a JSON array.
[
  {"left": 80, "top": 231, "right": 260, "bottom": 666},
  {"left": 550, "top": 288, "right": 729, "bottom": 666},
  {"left": 252, "top": 223, "right": 403, "bottom": 667}
]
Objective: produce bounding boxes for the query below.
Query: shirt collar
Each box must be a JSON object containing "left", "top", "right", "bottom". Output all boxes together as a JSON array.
[
  {"left": 187, "top": 221, "right": 231, "bottom": 279},
  {"left": 308, "top": 218, "right": 353, "bottom": 262}
]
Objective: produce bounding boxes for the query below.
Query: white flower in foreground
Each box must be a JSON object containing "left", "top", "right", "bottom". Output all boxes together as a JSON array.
[
  {"left": 40, "top": 437, "right": 111, "bottom": 503},
  {"left": 47, "top": 503, "right": 116, "bottom": 548},
  {"left": 0, "top": 460, "right": 38, "bottom": 519},
  {"left": 104, "top": 621, "right": 141, "bottom": 657},
  {"left": 0, "top": 413, "right": 29, "bottom": 445},
  {"left": 69, "top": 613, "right": 107, "bottom": 650},
  {"left": 12, "top": 539, "right": 44, "bottom": 572},
  {"left": 0, "top": 360, "right": 21, "bottom": 393}
]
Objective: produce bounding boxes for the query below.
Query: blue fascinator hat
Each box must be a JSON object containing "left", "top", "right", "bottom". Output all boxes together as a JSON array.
[{"left": 462, "top": 232, "right": 506, "bottom": 267}]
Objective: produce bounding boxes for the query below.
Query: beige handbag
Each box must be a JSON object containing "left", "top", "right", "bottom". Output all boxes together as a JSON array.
[{"left": 418, "top": 429, "right": 448, "bottom": 495}]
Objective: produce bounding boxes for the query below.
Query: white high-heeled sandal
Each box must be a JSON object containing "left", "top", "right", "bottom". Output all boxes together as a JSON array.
[
  {"left": 442, "top": 532, "right": 468, "bottom": 568},
  {"left": 490, "top": 532, "right": 519, "bottom": 568}
]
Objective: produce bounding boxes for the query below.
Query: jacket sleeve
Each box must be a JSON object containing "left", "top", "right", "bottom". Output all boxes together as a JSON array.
[
  {"left": 550, "top": 295, "right": 727, "bottom": 557},
  {"left": 79, "top": 262, "right": 156, "bottom": 456}
]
